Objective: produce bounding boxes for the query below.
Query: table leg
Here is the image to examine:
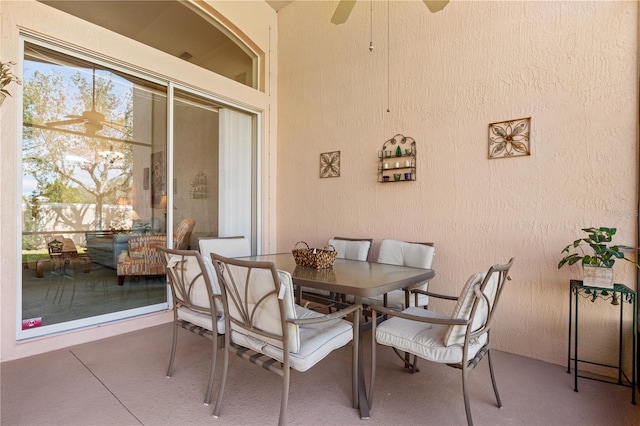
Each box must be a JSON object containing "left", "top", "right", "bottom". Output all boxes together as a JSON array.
[
  {"left": 82, "top": 256, "right": 92, "bottom": 273},
  {"left": 619, "top": 295, "right": 624, "bottom": 384},
  {"left": 632, "top": 293, "right": 637, "bottom": 404},
  {"left": 567, "top": 283, "right": 573, "bottom": 373},
  {"left": 574, "top": 288, "right": 579, "bottom": 392},
  {"left": 353, "top": 296, "right": 371, "bottom": 419},
  {"left": 36, "top": 259, "right": 47, "bottom": 278}
]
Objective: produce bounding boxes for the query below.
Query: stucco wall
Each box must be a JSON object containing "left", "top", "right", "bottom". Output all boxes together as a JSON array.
[
  {"left": 276, "top": 1, "right": 638, "bottom": 368},
  {"left": 0, "top": 0, "right": 278, "bottom": 361}
]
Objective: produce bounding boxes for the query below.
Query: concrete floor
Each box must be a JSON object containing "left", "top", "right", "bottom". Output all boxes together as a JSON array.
[{"left": 2, "top": 321, "right": 639, "bottom": 425}]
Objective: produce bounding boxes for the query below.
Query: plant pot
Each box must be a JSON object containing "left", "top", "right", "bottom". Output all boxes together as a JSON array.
[{"left": 582, "top": 265, "right": 614, "bottom": 288}]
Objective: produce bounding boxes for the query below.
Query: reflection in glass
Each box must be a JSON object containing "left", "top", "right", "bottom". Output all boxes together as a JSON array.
[{"left": 21, "top": 43, "right": 168, "bottom": 329}]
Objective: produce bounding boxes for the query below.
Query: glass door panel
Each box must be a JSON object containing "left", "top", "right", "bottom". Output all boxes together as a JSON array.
[
  {"left": 171, "top": 89, "right": 256, "bottom": 251},
  {"left": 21, "top": 42, "right": 168, "bottom": 332}
]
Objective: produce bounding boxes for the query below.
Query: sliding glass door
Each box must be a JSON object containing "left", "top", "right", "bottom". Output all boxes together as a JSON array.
[
  {"left": 20, "top": 40, "right": 258, "bottom": 337},
  {"left": 169, "top": 89, "right": 256, "bottom": 252}
]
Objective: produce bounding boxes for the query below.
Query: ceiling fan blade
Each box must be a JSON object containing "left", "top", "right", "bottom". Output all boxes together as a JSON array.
[
  {"left": 331, "top": 0, "right": 357, "bottom": 25},
  {"left": 46, "top": 118, "right": 85, "bottom": 127},
  {"left": 423, "top": 0, "right": 449, "bottom": 13},
  {"left": 102, "top": 121, "right": 126, "bottom": 130}
]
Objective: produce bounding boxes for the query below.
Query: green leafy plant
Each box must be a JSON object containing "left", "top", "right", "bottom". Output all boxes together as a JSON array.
[
  {"left": 0, "top": 60, "right": 22, "bottom": 97},
  {"left": 558, "top": 227, "right": 640, "bottom": 269}
]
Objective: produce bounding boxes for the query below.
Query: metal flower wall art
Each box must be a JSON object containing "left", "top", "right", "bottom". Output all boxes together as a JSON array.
[
  {"left": 488, "top": 117, "right": 531, "bottom": 159},
  {"left": 320, "top": 151, "right": 341, "bottom": 178}
]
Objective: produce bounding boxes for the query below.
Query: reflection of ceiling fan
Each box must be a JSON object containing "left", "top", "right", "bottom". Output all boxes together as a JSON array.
[
  {"left": 46, "top": 69, "right": 122, "bottom": 136},
  {"left": 331, "top": 0, "right": 449, "bottom": 25}
]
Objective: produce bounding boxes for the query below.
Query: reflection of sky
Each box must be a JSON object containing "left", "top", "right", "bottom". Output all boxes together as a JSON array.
[{"left": 22, "top": 175, "right": 37, "bottom": 196}]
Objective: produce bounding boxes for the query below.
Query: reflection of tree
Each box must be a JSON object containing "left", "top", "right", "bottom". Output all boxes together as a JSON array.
[
  {"left": 23, "top": 64, "right": 133, "bottom": 232},
  {"left": 22, "top": 192, "right": 46, "bottom": 250}
]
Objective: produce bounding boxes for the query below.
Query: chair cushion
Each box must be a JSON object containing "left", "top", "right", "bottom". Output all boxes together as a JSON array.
[
  {"left": 201, "top": 256, "right": 224, "bottom": 313},
  {"left": 376, "top": 307, "right": 487, "bottom": 364},
  {"left": 166, "top": 253, "right": 216, "bottom": 314},
  {"left": 226, "top": 268, "right": 300, "bottom": 352},
  {"left": 178, "top": 306, "right": 225, "bottom": 334},
  {"left": 377, "top": 239, "right": 435, "bottom": 270},
  {"left": 232, "top": 303, "right": 353, "bottom": 372},
  {"left": 444, "top": 271, "right": 497, "bottom": 347},
  {"left": 362, "top": 240, "right": 435, "bottom": 308},
  {"left": 199, "top": 237, "right": 251, "bottom": 258},
  {"left": 328, "top": 238, "right": 371, "bottom": 261}
]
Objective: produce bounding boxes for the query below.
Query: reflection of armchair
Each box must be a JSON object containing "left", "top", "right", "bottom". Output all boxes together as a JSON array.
[{"left": 116, "top": 219, "right": 195, "bottom": 285}]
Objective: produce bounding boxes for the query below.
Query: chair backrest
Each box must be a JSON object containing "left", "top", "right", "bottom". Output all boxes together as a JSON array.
[
  {"left": 174, "top": 219, "right": 196, "bottom": 250},
  {"left": 199, "top": 236, "right": 251, "bottom": 258},
  {"left": 443, "top": 258, "right": 514, "bottom": 347},
  {"left": 377, "top": 239, "right": 435, "bottom": 290},
  {"left": 210, "top": 253, "right": 301, "bottom": 353},
  {"left": 328, "top": 237, "right": 372, "bottom": 261},
  {"left": 158, "top": 247, "right": 220, "bottom": 319}
]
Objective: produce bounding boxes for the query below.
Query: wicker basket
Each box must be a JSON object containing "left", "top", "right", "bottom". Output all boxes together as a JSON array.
[{"left": 292, "top": 241, "right": 337, "bottom": 269}]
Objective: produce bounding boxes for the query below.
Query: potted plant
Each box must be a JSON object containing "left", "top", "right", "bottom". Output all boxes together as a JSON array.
[
  {"left": 0, "top": 60, "right": 22, "bottom": 106},
  {"left": 558, "top": 227, "right": 640, "bottom": 288}
]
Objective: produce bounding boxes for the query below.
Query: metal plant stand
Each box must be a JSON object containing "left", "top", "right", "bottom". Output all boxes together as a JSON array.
[{"left": 567, "top": 279, "right": 637, "bottom": 404}]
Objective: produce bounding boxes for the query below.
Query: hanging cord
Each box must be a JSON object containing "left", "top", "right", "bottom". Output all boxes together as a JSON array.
[
  {"left": 369, "top": 0, "right": 374, "bottom": 52},
  {"left": 386, "top": 0, "right": 390, "bottom": 112}
]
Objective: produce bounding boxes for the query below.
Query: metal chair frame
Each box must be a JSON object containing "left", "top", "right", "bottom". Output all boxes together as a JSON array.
[
  {"left": 210, "top": 253, "right": 362, "bottom": 426},
  {"left": 370, "top": 258, "right": 514, "bottom": 426},
  {"left": 159, "top": 247, "right": 221, "bottom": 406}
]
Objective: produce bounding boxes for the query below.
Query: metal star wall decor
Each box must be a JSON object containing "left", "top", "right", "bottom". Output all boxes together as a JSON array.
[
  {"left": 488, "top": 117, "right": 531, "bottom": 159},
  {"left": 320, "top": 151, "right": 340, "bottom": 178}
]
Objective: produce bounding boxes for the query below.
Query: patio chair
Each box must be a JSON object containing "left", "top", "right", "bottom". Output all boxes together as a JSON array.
[
  {"left": 301, "top": 237, "right": 373, "bottom": 311},
  {"left": 369, "top": 258, "right": 515, "bottom": 426},
  {"left": 210, "top": 253, "right": 362, "bottom": 426},
  {"left": 158, "top": 247, "right": 223, "bottom": 406},
  {"left": 198, "top": 236, "right": 251, "bottom": 259},
  {"left": 329, "top": 236, "right": 372, "bottom": 261},
  {"left": 361, "top": 239, "right": 435, "bottom": 310},
  {"left": 357, "top": 239, "right": 435, "bottom": 371}
]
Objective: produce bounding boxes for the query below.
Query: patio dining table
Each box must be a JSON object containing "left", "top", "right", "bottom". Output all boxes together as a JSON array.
[{"left": 241, "top": 253, "right": 436, "bottom": 420}]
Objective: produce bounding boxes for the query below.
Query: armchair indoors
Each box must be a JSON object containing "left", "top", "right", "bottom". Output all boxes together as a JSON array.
[
  {"left": 369, "top": 258, "right": 515, "bottom": 426},
  {"left": 116, "top": 218, "right": 195, "bottom": 285}
]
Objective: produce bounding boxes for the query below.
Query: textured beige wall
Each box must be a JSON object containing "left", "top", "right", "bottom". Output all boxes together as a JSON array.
[
  {"left": 0, "top": 0, "right": 277, "bottom": 361},
  {"left": 277, "top": 1, "right": 638, "bottom": 367}
]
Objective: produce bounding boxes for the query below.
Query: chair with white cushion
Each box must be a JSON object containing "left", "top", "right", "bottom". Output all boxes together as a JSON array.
[
  {"left": 369, "top": 258, "right": 515, "bottom": 426},
  {"left": 198, "top": 236, "right": 251, "bottom": 259},
  {"left": 210, "top": 253, "right": 362, "bottom": 426},
  {"left": 158, "top": 247, "right": 223, "bottom": 406},
  {"left": 329, "top": 236, "right": 372, "bottom": 261},
  {"left": 361, "top": 239, "right": 435, "bottom": 310}
]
